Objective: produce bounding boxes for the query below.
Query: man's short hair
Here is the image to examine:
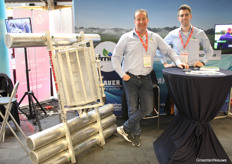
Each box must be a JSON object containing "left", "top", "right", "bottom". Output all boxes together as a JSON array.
[
  {"left": 134, "top": 9, "right": 148, "bottom": 19},
  {"left": 178, "top": 4, "right": 192, "bottom": 16}
]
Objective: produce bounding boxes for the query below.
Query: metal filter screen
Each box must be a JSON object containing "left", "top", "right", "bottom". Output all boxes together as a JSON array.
[{"left": 54, "top": 46, "right": 101, "bottom": 107}]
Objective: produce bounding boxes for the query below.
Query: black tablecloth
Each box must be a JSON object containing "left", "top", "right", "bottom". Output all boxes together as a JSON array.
[{"left": 153, "top": 67, "right": 232, "bottom": 164}]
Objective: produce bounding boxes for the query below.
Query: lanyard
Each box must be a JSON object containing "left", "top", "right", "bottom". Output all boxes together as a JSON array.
[
  {"left": 136, "top": 30, "right": 148, "bottom": 52},
  {"left": 179, "top": 26, "right": 194, "bottom": 49}
]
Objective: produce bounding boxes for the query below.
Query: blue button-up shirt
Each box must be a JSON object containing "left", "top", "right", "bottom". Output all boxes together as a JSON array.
[
  {"left": 112, "top": 29, "right": 181, "bottom": 78},
  {"left": 218, "top": 32, "right": 232, "bottom": 49},
  {"left": 157, "top": 26, "right": 213, "bottom": 66}
]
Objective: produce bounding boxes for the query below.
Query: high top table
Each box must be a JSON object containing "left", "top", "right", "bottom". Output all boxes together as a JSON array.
[{"left": 154, "top": 67, "right": 232, "bottom": 164}]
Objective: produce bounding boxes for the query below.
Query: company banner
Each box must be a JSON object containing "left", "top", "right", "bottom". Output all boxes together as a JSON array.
[{"left": 95, "top": 41, "right": 123, "bottom": 116}]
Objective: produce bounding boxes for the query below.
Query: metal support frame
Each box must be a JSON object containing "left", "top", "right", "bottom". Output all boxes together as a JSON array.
[
  {"left": 4, "top": 32, "right": 104, "bottom": 163},
  {"left": 17, "top": 47, "right": 46, "bottom": 131},
  {"left": 0, "top": 81, "right": 29, "bottom": 155},
  {"left": 46, "top": 32, "right": 105, "bottom": 163}
]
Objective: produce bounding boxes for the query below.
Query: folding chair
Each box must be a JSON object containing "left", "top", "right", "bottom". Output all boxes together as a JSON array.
[
  {"left": 0, "top": 73, "right": 20, "bottom": 125},
  {"left": 0, "top": 81, "right": 29, "bottom": 155}
]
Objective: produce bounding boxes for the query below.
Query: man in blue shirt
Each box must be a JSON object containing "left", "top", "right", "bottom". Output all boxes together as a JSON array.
[
  {"left": 218, "top": 28, "right": 232, "bottom": 49},
  {"left": 157, "top": 4, "right": 213, "bottom": 68},
  {"left": 157, "top": 4, "right": 213, "bottom": 115},
  {"left": 112, "top": 9, "right": 188, "bottom": 147}
]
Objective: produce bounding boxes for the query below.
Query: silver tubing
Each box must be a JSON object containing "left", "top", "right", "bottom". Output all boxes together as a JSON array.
[
  {"left": 26, "top": 104, "right": 114, "bottom": 151},
  {"left": 40, "top": 125, "right": 117, "bottom": 164},
  {"left": 5, "top": 33, "right": 101, "bottom": 48},
  {"left": 29, "top": 114, "right": 116, "bottom": 164}
]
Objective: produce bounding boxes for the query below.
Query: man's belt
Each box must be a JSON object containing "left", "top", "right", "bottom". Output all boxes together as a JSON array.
[{"left": 127, "top": 72, "right": 150, "bottom": 79}]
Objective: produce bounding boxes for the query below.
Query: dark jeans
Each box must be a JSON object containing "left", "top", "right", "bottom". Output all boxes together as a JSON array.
[{"left": 123, "top": 74, "right": 153, "bottom": 135}]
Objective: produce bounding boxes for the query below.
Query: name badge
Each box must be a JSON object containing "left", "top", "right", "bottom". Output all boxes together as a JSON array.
[
  {"left": 143, "top": 54, "right": 151, "bottom": 67},
  {"left": 180, "top": 52, "right": 188, "bottom": 64}
]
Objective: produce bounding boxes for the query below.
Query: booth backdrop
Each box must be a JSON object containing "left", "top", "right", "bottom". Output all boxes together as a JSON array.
[{"left": 73, "top": 0, "right": 232, "bottom": 115}]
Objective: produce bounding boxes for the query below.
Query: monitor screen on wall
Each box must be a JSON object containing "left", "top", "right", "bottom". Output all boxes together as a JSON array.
[
  {"left": 5, "top": 17, "right": 32, "bottom": 33},
  {"left": 214, "top": 24, "right": 232, "bottom": 54}
]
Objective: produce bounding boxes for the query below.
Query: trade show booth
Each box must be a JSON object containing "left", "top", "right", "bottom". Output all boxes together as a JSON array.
[{"left": 0, "top": 0, "right": 232, "bottom": 164}]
